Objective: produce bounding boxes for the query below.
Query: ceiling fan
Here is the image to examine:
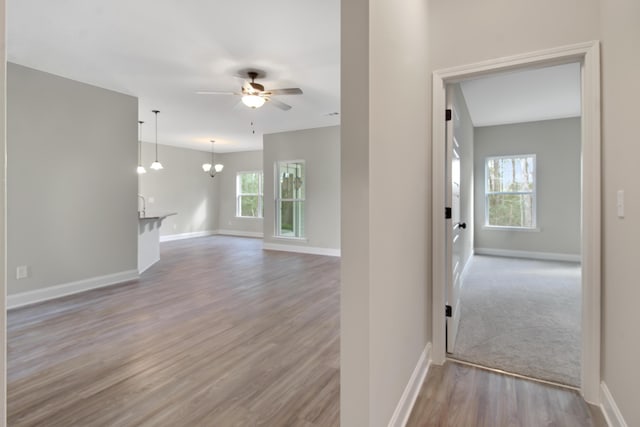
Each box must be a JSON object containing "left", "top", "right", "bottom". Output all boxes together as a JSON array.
[{"left": 197, "top": 70, "right": 303, "bottom": 111}]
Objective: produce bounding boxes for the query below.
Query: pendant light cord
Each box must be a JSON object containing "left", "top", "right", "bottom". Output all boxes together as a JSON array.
[
  {"left": 153, "top": 110, "right": 160, "bottom": 161},
  {"left": 138, "top": 121, "right": 143, "bottom": 164}
]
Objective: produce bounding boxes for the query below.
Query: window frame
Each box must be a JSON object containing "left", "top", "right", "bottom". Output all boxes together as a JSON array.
[
  {"left": 275, "top": 160, "right": 306, "bottom": 239},
  {"left": 235, "top": 170, "right": 264, "bottom": 218},
  {"left": 484, "top": 154, "right": 537, "bottom": 230}
]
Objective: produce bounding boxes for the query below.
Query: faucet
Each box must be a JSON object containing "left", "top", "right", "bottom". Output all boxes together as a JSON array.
[{"left": 138, "top": 194, "right": 146, "bottom": 217}]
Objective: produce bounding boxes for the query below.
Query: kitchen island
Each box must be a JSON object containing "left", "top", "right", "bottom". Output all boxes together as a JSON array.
[{"left": 138, "top": 212, "right": 176, "bottom": 273}]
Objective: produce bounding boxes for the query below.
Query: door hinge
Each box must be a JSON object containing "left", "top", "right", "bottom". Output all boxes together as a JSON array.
[
  {"left": 445, "top": 305, "right": 452, "bottom": 317},
  {"left": 445, "top": 109, "right": 452, "bottom": 121},
  {"left": 445, "top": 207, "right": 452, "bottom": 219}
]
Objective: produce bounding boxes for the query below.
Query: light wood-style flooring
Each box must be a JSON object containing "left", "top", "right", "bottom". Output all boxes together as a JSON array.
[
  {"left": 407, "top": 361, "right": 606, "bottom": 427},
  {"left": 8, "top": 236, "right": 340, "bottom": 426},
  {"left": 9, "top": 236, "right": 606, "bottom": 426}
]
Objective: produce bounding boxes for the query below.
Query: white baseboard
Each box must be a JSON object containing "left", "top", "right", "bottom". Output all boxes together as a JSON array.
[
  {"left": 8, "top": 269, "right": 139, "bottom": 309},
  {"left": 159, "top": 230, "right": 216, "bottom": 242},
  {"left": 600, "top": 382, "right": 628, "bottom": 427},
  {"left": 388, "top": 343, "right": 432, "bottom": 427},
  {"left": 475, "top": 247, "right": 581, "bottom": 263},
  {"left": 216, "top": 229, "right": 264, "bottom": 238},
  {"left": 262, "top": 242, "right": 341, "bottom": 257}
]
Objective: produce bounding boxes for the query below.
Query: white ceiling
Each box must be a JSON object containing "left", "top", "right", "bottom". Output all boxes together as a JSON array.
[
  {"left": 459, "top": 62, "right": 581, "bottom": 127},
  {"left": 7, "top": 0, "right": 340, "bottom": 153}
]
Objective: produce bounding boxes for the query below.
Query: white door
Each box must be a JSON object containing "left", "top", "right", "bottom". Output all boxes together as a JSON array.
[{"left": 445, "top": 105, "right": 465, "bottom": 354}]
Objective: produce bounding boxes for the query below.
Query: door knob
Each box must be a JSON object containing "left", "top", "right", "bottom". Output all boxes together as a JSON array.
[{"left": 457, "top": 222, "right": 467, "bottom": 229}]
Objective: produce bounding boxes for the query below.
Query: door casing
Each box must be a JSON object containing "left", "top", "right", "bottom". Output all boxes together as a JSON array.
[{"left": 431, "top": 41, "right": 601, "bottom": 404}]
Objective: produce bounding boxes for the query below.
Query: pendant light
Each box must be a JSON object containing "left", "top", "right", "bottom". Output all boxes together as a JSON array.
[
  {"left": 136, "top": 120, "right": 146, "bottom": 174},
  {"left": 203, "top": 140, "right": 224, "bottom": 178},
  {"left": 150, "top": 109, "right": 163, "bottom": 170}
]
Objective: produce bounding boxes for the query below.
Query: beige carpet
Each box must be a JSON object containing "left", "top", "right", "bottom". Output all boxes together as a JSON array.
[{"left": 451, "top": 255, "right": 581, "bottom": 386}]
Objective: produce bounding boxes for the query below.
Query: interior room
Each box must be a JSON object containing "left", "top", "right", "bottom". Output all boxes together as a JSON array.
[
  {"left": 6, "top": 1, "right": 341, "bottom": 425},
  {"left": 444, "top": 63, "right": 583, "bottom": 387},
  {"left": 0, "top": 1, "right": 638, "bottom": 427}
]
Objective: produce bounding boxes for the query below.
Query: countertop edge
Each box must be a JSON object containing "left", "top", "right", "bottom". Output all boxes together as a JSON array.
[{"left": 138, "top": 212, "right": 177, "bottom": 220}]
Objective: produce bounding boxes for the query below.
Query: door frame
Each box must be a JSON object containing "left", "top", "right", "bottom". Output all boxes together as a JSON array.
[{"left": 431, "top": 41, "right": 601, "bottom": 404}]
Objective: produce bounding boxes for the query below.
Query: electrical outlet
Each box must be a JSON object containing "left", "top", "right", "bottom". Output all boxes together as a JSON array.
[
  {"left": 16, "top": 265, "right": 28, "bottom": 280},
  {"left": 148, "top": 196, "right": 155, "bottom": 203}
]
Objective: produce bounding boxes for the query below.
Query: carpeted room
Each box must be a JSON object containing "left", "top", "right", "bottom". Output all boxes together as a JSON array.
[{"left": 445, "top": 65, "right": 583, "bottom": 387}]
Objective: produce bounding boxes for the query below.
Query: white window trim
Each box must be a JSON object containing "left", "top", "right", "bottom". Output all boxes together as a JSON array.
[
  {"left": 482, "top": 225, "right": 541, "bottom": 232},
  {"left": 236, "top": 170, "right": 263, "bottom": 218},
  {"left": 484, "top": 154, "right": 537, "bottom": 230},
  {"left": 275, "top": 160, "right": 306, "bottom": 238}
]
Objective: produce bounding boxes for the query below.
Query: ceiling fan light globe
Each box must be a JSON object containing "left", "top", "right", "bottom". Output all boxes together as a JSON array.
[
  {"left": 202, "top": 163, "right": 212, "bottom": 172},
  {"left": 150, "top": 161, "right": 163, "bottom": 170},
  {"left": 242, "top": 94, "right": 266, "bottom": 109},
  {"left": 214, "top": 163, "right": 224, "bottom": 173}
]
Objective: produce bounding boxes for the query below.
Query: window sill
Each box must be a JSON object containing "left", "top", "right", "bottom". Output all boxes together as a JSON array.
[{"left": 483, "top": 225, "right": 540, "bottom": 232}]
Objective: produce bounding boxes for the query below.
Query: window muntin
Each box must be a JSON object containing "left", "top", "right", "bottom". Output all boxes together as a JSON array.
[
  {"left": 485, "top": 155, "right": 536, "bottom": 228},
  {"left": 276, "top": 161, "right": 305, "bottom": 238},
  {"left": 236, "top": 171, "right": 263, "bottom": 218}
]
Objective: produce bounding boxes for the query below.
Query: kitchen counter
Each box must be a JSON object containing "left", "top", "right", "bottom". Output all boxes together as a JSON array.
[
  {"left": 138, "top": 212, "right": 177, "bottom": 273},
  {"left": 138, "top": 211, "right": 177, "bottom": 221}
]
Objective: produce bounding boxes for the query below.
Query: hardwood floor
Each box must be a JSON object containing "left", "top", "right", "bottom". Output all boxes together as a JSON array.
[
  {"left": 8, "top": 236, "right": 340, "bottom": 426},
  {"left": 8, "top": 236, "right": 606, "bottom": 426},
  {"left": 407, "top": 361, "right": 607, "bottom": 427}
]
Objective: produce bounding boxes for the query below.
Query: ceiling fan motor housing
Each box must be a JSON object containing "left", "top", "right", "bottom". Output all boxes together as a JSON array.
[{"left": 245, "top": 71, "right": 265, "bottom": 93}]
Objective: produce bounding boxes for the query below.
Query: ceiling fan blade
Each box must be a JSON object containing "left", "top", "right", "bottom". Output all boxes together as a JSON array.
[
  {"left": 267, "top": 98, "right": 292, "bottom": 111},
  {"left": 265, "top": 88, "right": 303, "bottom": 96},
  {"left": 196, "top": 91, "right": 237, "bottom": 95},
  {"left": 242, "top": 80, "right": 254, "bottom": 94}
]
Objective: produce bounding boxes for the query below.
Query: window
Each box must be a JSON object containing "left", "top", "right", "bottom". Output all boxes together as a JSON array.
[
  {"left": 276, "top": 160, "right": 305, "bottom": 238},
  {"left": 485, "top": 155, "right": 536, "bottom": 228},
  {"left": 236, "top": 171, "right": 263, "bottom": 218}
]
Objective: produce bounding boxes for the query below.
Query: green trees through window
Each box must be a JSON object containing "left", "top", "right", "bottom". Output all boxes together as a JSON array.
[
  {"left": 236, "top": 171, "right": 263, "bottom": 217},
  {"left": 485, "top": 155, "right": 535, "bottom": 228},
  {"left": 276, "top": 161, "right": 305, "bottom": 238}
]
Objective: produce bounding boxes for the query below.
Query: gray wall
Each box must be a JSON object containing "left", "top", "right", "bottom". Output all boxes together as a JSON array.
[
  {"left": 449, "top": 83, "right": 474, "bottom": 269},
  {"left": 216, "top": 150, "right": 263, "bottom": 235},
  {"left": 0, "top": 1, "right": 6, "bottom": 416},
  {"left": 138, "top": 142, "right": 218, "bottom": 237},
  {"left": 263, "top": 126, "right": 340, "bottom": 250},
  {"left": 428, "top": 2, "right": 640, "bottom": 424},
  {"left": 473, "top": 118, "right": 581, "bottom": 256},
  {"left": 341, "top": 0, "right": 372, "bottom": 422},
  {"left": 341, "top": 0, "right": 430, "bottom": 424},
  {"left": 7, "top": 63, "right": 138, "bottom": 295},
  {"left": 601, "top": 1, "right": 640, "bottom": 425}
]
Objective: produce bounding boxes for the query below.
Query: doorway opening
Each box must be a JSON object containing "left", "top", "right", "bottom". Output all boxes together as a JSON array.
[
  {"left": 444, "top": 63, "right": 583, "bottom": 387},
  {"left": 431, "top": 41, "right": 601, "bottom": 403}
]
